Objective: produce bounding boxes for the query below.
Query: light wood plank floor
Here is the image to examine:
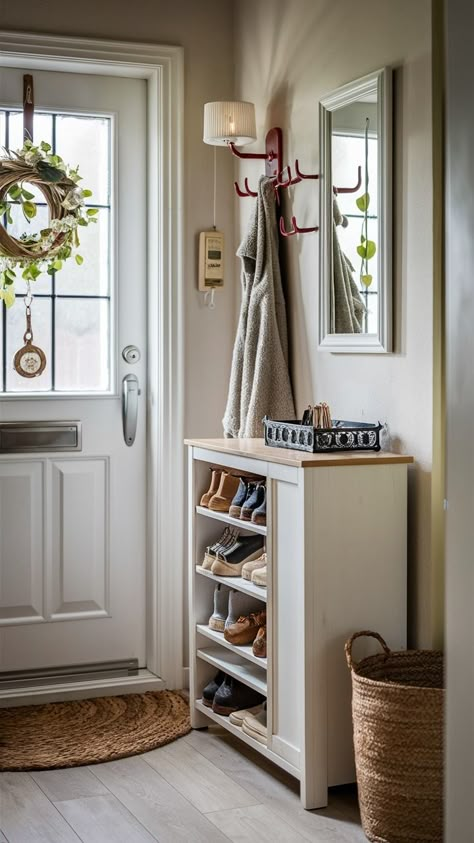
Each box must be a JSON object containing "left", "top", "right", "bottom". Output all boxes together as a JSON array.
[{"left": 0, "top": 727, "right": 366, "bottom": 842}]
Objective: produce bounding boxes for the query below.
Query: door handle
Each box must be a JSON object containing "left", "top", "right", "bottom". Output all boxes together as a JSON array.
[{"left": 122, "top": 374, "right": 140, "bottom": 446}]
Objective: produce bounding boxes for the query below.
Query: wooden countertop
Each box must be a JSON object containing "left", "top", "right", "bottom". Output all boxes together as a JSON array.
[{"left": 184, "top": 438, "right": 414, "bottom": 469}]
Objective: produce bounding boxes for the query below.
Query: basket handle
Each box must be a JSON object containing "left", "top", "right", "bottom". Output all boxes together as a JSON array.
[{"left": 345, "top": 630, "right": 391, "bottom": 670}]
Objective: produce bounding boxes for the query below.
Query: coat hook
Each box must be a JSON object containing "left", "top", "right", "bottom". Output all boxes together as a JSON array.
[
  {"left": 279, "top": 215, "right": 319, "bottom": 237},
  {"left": 335, "top": 165, "right": 362, "bottom": 194},
  {"left": 294, "top": 159, "right": 319, "bottom": 180},
  {"left": 275, "top": 165, "right": 302, "bottom": 189},
  {"left": 234, "top": 177, "right": 258, "bottom": 198}
]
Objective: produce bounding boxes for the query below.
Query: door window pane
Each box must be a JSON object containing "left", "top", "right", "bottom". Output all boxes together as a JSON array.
[
  {"left": 0, "top": 108, "right": 113, "bottom": 394},
  {"left": 55, "top": 210, "right": 110, "bottom": 296},
  {"left": 56, "top": 115, "right": 110, "bottom": 205},
  {"left": 55, "top": 299, "right": 109, "bottom": 392}
]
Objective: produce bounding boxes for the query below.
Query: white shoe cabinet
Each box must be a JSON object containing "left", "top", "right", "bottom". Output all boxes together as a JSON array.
[{"left": 186, "top": 438, "right": 413, "bottom": 809}]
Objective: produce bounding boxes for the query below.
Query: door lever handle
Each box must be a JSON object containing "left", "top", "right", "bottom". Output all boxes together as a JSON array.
[{"left": 122, "top": 374, "right": 140, "bottom": 446}]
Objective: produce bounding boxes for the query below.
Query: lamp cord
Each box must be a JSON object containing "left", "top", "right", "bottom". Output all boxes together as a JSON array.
[{"left": 213, "top": 145, "right": 217, "bottom": 231}]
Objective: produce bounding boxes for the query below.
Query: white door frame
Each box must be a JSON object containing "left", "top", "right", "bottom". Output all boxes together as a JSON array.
[{"left": 0, "top": 31, "right": 185, "bottom": 689}]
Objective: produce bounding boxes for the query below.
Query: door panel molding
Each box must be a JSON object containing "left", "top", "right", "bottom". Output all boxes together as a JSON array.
[
  {"left": 0, "top": 460, "right": 45, "bottom": 625},
  {"left": 50, "top": 458, "right": 109, "bottom": 619},
  {"left": 0, "top": 32, "right": 184, "bottom": 688}
]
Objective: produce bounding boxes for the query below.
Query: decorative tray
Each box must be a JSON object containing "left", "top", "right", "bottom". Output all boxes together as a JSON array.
[{"left": 263, "top": 417, "right": 382, "bottom": 453}]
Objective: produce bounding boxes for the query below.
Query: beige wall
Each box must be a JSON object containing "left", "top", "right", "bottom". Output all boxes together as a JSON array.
[
  {"left": 233, "top": 0, "right": 434, "bottom": 646},
  {"left": 0, "top": 0, "right": 237, "bottom": 439}
]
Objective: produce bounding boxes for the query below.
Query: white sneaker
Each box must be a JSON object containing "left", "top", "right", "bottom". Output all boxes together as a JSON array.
[
  {"left": 228, "top": 703, "right": 265, "bottom": 727},
  {"left": 242, "top": 708, "right": 267, "bottom": 745}
]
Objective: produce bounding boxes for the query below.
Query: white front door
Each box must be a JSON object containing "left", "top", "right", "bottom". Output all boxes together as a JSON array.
[{"left": 0, "top": 66, "right": 148, "bottom": 675}]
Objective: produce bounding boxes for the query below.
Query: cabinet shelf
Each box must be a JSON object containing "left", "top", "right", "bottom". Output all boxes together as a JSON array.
[
  {"left": 196, "top": 624, "right": 267, "bottom": 669},
  {"left": 197, "top": 645, "right": 267, "bottom": 695},
  {"left": 195, "top": 565, "right": 267, "bottom": 602},
  {"left": 194, "top": 699, "right": 299, "bottom": 779},
  {"left": 195, "top": 505, "right": 267, "bottom": 536}
]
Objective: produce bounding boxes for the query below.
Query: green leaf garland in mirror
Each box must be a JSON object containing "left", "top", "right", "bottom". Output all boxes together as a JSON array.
[{"left": 356, "top": 118, "right": 376, "bottom": 290}]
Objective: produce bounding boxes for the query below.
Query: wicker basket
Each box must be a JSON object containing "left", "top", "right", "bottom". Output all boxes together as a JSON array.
[{"left": 345, "top": 631, "right": 444, "bottom": 843}]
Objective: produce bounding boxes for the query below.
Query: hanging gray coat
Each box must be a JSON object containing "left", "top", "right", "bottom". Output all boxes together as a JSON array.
[{"left": 223, "top": 176, "right": 295, "bottom": 438}]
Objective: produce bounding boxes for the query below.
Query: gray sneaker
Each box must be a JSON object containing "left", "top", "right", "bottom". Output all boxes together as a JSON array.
[{"left": 209, "top": 583, "right": 231, "bottom": 631}]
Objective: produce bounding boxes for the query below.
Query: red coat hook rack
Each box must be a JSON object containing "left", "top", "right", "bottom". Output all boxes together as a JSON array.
[{"left": 230, "top": 127, "right": 362, "bottom": 236}]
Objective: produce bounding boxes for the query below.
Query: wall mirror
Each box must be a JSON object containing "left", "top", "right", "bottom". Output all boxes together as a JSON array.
[{"left": 319, "top": 68, "right": 392, "bottom": 352}]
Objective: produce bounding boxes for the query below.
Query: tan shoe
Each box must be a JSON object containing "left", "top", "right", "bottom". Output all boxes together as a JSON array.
[
  {"left": 209, "top": 472, "right": 240, "bottom": 512},
  {"left": 252, "top": 625, "right": 266, "bottom": 658},
  {"left": 242, "top": 708, "right": 267, "bottom": 745},
  {"left": 228, "top": 703, "right": 265, "bottom": 726},
  {"left": 200, "top": 469, "right": 222, "bottom": 507},
  {"left": 224, "top": 610, "right": 266, "bottom": 646},
  {"left": 241, "top": 552, "right": 267, "bottom": 581},
  {"left": 251, "top": 564, "right": 267, "bottom": 588}
]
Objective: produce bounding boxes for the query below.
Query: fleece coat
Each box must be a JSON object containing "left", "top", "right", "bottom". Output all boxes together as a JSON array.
[{"left": 223, "top": 176, "right": 295, "bottom": 438}]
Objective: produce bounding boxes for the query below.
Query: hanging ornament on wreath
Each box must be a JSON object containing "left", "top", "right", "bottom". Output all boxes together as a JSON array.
[{"left": 0, "top": 74, "right": 98, "bottom": 378}]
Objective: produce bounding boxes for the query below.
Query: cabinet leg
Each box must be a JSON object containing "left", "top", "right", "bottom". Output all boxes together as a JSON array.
[
  {"left": 300, "top": 773, "right": 328, "bottom": 810},
  {"left": 190, "top": 706, "right": 211, "bottom": 729}
]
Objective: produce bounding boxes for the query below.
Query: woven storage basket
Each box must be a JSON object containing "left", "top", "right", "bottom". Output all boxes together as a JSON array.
[{"left": 345, "top": 631, "right": 444, "bottom": 843}]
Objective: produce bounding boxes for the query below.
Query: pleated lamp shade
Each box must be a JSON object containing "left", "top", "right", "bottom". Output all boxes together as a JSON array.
[{"left": 203, "top": 101, "right": 257, "bottom": 146}]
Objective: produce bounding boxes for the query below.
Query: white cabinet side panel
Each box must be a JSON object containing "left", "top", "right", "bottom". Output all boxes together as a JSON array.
[
  {"left": 272, "top": 476, "right": 304, "bottom": 758},
  {"left": 0, "top": 461, "right": 44, "bottom": 624},
  {"left": 50, "top": 459, "right": 108, "bottom": 618},
  {"left": 312, "top": 464, "right": 407, "bottom": 785}
]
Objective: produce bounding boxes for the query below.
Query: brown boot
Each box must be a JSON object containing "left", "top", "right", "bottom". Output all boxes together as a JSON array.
[
  {"left": 252, "top": 626, "right": 266, "bottom": 658},
  {"left": 200, "top": 469, "right": 222, "bottom": 507},
  {"left": 208, "top": 472, "right": 240, "bottom": 513},
  {"left": 224, "top": 610, "right": 266, "bottom": 646}
]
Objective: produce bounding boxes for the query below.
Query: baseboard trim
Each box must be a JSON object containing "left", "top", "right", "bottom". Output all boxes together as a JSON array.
[{"left": 0, "top": 669, "right": 165, "bottom": 708}]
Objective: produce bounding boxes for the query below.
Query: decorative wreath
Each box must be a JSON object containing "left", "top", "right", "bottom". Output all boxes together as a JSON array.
[{"left": 0, "top": 140, "right": 97, "bottom": 307}]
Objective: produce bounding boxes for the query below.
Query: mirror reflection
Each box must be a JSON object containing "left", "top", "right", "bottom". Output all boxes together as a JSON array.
[
  {"left": 332, "top": 100, "right": 378, "bottom": 333},
  {"left": 319, "top": 68, "right": 392, "bottom": 353}
]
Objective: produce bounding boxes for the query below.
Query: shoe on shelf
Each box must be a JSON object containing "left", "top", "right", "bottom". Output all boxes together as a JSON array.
[
  {"left": 242, "top": 707, "right": 267, "bottom": 744},
  {"left": 252, "top": 625, "right": 266, "bottom": 658},
  {"left": 225, "top": 589, "right": 264, "bottom": 630},
  {"left": 251, "top": 564, "right": 267, "bottom": 588},
  {"left": 224, "top": 609, "right": 266, "bottom": 646},
  {"left": 251, "top": 486, "right": 266, "bottom": 526},
  {"left": 229, "top": 478, "right": 253, "bottom": 519},
  {"left": 211, "top": 534, "right": 265, "bottom": 577},
  {"left": 241, "top": 552, "right": 267, "bottom": 581},
  {"left": 228, "top": 702, "right": 265, "bottom": 727},
  {"left": 202, "top": 670, "right": 226, "bottom": 707},
  {"left": 199, "top": 526, "right": 239, "bottom": 570},
  {"left": 208, "top": 583, "right": 231, "bottom": 631},
  {"left": 208, "top": 472, "right": 241, "bottom": 513},
  {"left": 241, "top": 482, "right": 265, "bottom": 522},
  {"left": 200, "top": 469, "right": 222, "bottom": 508},
  {"left": 212, "top": 675, "right": 265, "bottom": 716}
]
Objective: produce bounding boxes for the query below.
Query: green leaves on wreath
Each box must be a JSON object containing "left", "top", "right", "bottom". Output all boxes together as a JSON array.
[
  {"left": 0, "top": 287, "right": 15, "bottom": 308},
  {"left": 22, "top": 201, "right": 37, "bottom": 221},
  {"left": 36, "top": 159, "right": 66, "bottom": 183},
  {"left": 357, "top": 237, "right": 376, "bottom": 261}
]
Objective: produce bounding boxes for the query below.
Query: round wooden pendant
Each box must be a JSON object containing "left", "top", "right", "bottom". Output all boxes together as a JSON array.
[{"left": 14, "top": 341, "right": 46, "bottom": 378}]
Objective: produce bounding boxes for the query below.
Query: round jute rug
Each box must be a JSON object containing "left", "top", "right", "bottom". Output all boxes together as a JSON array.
[{"left": 0, "top": 690, "right": 191, "bottom": 771}]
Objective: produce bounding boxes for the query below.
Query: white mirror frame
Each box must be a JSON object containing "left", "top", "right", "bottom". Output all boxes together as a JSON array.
[{"left": 319, "top": 67, "right": 393, "bottom": 353}]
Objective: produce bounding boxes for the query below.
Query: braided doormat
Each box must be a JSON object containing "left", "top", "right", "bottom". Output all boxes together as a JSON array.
[{"left": 0, "top": 690, "right": 191, "bottom": 771}]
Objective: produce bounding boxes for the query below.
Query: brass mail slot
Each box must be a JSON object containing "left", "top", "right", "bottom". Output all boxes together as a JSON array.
[{"left": 0, "top": 421, "right": 82, "bottom": 453}]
